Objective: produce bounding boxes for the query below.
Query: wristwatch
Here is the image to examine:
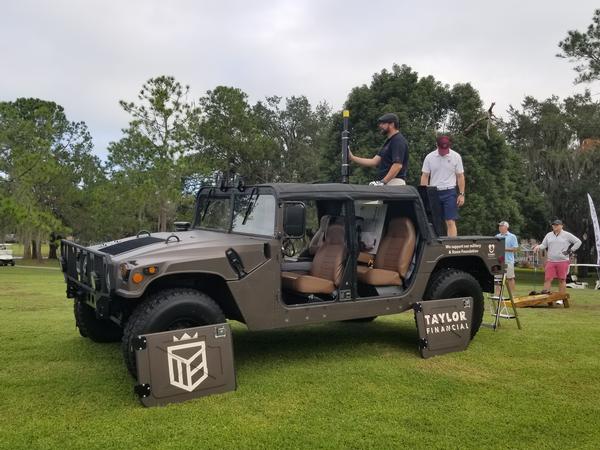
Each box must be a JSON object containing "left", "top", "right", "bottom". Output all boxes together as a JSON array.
[{"left": 459, "top": 192, "right": 465, "bottom": 197}]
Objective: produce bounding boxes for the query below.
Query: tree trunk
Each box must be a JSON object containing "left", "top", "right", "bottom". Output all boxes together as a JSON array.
[
  {"left": 158, "top": 200, "right": 168, "bottom": 232},
  {"left": 31, "top": 239, "right": 38, "bottom": 260},
  {"left": 23, "top": 234, "right": 31, "bottom": 259},
  {"left": 36, "top": 237, "right": 43, "bottom": 262},
  {"left": 48, "top": 242, "right": 58, "bottom": 259}
]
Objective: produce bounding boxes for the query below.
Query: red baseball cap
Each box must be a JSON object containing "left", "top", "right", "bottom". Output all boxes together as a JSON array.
[{"left": 437, "top": 136, "right": 451, "bottom": 155}]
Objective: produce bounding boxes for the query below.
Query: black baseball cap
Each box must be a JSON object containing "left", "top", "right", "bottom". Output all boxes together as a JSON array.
[
  {"left": 377, "top": 113, "right": 399, "bottom": 128},
  {"left": 551, "top": 219, "right": 563, "bottom": 225}
]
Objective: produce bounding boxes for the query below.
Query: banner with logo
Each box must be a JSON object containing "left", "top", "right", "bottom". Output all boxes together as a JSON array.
[
  {"left": 588, "top": 193, "right": 600, "bottom": 266},
  {"left": 134, "top": 323, "right": 236, "bottom": 407},
  {"left": 413, "top": 297, "right": 473, "bottom": 358}
]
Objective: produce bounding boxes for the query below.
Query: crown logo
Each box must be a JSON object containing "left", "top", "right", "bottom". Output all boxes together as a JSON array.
[{"left": 172, "top": 332, "right": 199, "bottom": 342}]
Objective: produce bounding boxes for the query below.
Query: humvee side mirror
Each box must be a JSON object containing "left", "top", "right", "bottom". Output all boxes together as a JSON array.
[
  {"left": 174, "top": 221, "right": 191, "bottom": 232},
  {"left": 283, "top": 202, "right": 305, "bottom": 238}
]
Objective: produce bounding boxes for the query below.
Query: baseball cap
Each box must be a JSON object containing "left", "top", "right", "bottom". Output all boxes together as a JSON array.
[
  {"left": 437, "top": 136, "right": 451, "bottom": 149},
  {"left": 436, "top": 135, "right": 451, "bottom": 155},
  {"left": 498, "top": 221, "right": 509, "bottom": 227},
  {"left": 551, "top": 219, "right": 563, "bottom": 225},
  {"left": 377, "top": 113, "right": 399, "bottom": 127}
]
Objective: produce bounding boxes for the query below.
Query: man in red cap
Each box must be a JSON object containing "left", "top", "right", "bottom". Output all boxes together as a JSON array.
[{"left": 420, "top": 136, "right": 465, "bottom": 237}]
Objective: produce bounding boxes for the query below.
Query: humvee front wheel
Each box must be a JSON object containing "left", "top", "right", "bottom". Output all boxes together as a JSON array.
[
  {"left": 121, "top": 288, "right": 225, "bottom": 377},
  {"left": 74, "top": 298, "right": 123, "bottom": 343},
  {"left": 424, "top": 269, "right": 484, "bottom": 339}
]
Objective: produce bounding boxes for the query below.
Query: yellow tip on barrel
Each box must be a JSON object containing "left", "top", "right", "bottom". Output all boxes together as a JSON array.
[{"left": 343, "top": 110, "right": 350, "bottom": 118}]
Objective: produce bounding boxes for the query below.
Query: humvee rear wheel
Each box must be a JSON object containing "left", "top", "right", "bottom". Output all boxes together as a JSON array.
[
  {"left": 424, "top": 269, "right": 484, "bottom": 339},
  {"left": 121, "top": 288, "right": 225, "bottom": 377},
  {"left": 74, "top": 298, "right": 123, "bottom": 343}
]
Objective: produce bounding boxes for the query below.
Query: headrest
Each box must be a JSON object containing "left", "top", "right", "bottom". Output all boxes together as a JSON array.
[
  {"left": 325, "top": 222, "right": 345, "bottom": 245},
  {"left": 319, "top": 215, "right": 331, "bottom": 229},
  {"left": 385, "top": 217, "right": 415, "bottom": 238}
]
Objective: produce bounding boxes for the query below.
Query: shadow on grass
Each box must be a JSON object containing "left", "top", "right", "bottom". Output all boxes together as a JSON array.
[{"left": 231, "top": 319, "right": 420, "bottom": 366}]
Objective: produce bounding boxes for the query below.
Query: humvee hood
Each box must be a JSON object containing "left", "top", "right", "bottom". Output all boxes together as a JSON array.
[{"left": 90, "top": 230, "right": 269, "bottom": 260}]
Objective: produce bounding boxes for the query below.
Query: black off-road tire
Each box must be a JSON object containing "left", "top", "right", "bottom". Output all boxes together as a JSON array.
[
  {"left": 121, "top": 288, "right": 225, "bottom": 377},
  {"left": 74, "top": 298, "right": 123, "bottom": 343},
  {"left": 424, "top": 268, "right": 485, "bottom": 339}
]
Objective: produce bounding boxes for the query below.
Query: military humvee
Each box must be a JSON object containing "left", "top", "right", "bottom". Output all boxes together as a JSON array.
[{"left": 61, "top": 183, "right": 505, "bottom": 375}]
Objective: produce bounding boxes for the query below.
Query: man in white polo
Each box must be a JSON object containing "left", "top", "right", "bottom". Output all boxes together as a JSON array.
[
  {"left": 420, "top": 136, "right": 465, "bottom": 237},
  {"left": 496, "top": 220, "right": 519, "bottom": 293}
]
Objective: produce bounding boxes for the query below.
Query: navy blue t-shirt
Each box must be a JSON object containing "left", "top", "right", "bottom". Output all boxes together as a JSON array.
[{"left": 377, "top": 132, "right": 409, "bottom": 180}]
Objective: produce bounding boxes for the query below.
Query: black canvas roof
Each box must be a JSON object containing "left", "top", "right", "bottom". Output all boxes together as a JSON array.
[{"left": 260, "top": 183, "right": 422, "bottom": 201}]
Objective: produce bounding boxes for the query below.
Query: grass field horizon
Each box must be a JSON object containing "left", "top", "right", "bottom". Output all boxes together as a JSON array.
[{"left": 1, "top": 267, "right": 599, "bottom": 449}]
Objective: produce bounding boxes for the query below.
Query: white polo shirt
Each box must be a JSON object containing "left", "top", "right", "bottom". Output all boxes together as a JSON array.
[{"left": 421, "top": 149, "right": 464, "bottom": 189}]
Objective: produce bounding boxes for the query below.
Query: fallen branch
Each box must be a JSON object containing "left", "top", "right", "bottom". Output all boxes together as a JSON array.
[{"left": 463, "top": 102, "right": 499, "bottom": 139}]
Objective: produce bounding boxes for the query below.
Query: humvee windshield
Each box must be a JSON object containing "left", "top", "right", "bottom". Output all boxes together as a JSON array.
[{"left": 196, "top": 190, "right": 276, "bottom": 237}]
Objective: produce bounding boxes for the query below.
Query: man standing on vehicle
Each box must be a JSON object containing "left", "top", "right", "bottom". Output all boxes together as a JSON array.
[
  {"left": 496, "top": 221, "right": 519, "bottom": 293},
  {"left": 420, "top": 136, "right": 465, "bottom": 237},
  {"left": 533, "top": 219, "right": 582, "bottom": 295},
  {"left": 349, "top": 113, "right": 409, "bottom": 186}
]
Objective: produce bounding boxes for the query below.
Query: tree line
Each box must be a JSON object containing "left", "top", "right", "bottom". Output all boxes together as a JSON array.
[{"left": 1, "top": 9, "right": 599, "bottom": 263}]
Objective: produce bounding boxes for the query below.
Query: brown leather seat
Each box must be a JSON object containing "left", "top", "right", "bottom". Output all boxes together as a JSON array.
[
  {"left": 357, "top": 217, "right": 416, "bottom": 286},
  {"left": 308, "top": 215, "right": 331, "bottom": 255},
  {"left": 282, "top": 221, "right": 347, "bottom": 294}
]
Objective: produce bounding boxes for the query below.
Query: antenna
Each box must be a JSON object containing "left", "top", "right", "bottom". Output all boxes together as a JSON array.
[{"left": 341, "top": 110, "right": 350, "bottom": 184}]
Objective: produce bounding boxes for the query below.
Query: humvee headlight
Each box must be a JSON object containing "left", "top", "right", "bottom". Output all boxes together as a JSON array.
[
  {"left": 76, "top": 253, "right": 82, "bottom": 274},
  {"left": 143, "top": 266, "right": 159, "bottom": 275},
  {"left": 120, "top": 263, "right": 131, "bottom": 281},
  {"left": 131, "top": 272, "right": 144, "bottom": 284}
]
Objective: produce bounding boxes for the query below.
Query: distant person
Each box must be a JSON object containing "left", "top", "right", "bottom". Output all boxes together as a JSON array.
[
  {"left": 420, "top": 136, "right": 465, "bottom": 237},
  {"left": 496, "top": 221, "right": 519, "bottom": 293},
  {"left": 349, "top": 113, "right": 409, "bottom": 186},
  {"left": 533, "top": 219, "right": 582, "bottom": 295}
]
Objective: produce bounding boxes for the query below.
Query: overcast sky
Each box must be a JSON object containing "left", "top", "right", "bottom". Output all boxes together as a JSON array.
[{"left": 2, "top": 0, "right": 599, "bottom": 159}]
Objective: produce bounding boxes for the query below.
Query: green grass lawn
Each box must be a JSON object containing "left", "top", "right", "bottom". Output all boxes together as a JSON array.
[
  {"left": 8, "top": 243, "right": 51, "bottom": 258},
  {"left": 1, "top": 267, "right": 599, "bottom": 449}
]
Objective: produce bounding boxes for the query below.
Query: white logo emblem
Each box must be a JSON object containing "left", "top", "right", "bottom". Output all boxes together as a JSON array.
[
  {"left": 167, "top": 332, "right": 208, "bottom": 392},
  {"left": 488, "top": 244, "right": 495, "bottom": 254}
]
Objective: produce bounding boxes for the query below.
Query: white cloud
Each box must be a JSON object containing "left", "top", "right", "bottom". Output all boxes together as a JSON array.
[{"left": 1, "top": 0, "right": 598, "bottom": 159}]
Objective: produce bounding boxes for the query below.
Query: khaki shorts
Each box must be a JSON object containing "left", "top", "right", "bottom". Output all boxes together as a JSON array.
[
  {"left": 386, "top": 178, "right": 406, "bottom": 186},
  {"left": 505, "top": 262, "right": 515, "bottom": 279}
]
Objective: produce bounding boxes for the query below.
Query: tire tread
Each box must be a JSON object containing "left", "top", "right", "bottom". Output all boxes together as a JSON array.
[{"left": 121, "top": 288, "right": 225, "bottom": 377}]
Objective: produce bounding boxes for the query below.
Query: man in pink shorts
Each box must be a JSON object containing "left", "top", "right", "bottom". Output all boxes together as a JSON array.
[{"left": 533, "top": 219, "right": 582, "bottom": 294}]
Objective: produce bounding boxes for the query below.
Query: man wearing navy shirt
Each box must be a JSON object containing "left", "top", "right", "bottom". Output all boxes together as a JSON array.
[{"left": 349, "top": 113, "right": 409, "bottom": 186}]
